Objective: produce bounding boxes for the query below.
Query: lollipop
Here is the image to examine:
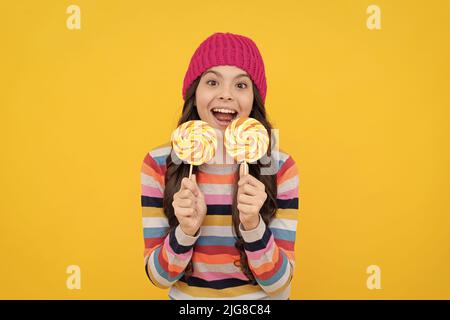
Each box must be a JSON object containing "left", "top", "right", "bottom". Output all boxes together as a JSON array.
[
  {"left": 224, "top": 117, "right": 269, "bottom": 175},
  {"left": 171, "top": 120, "right": 218, "bottom": 178}
]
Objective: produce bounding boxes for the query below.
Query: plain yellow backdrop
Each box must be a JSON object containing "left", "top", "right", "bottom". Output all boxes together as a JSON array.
[{"left": 1, "top": 0, "right": 449, "bottom": 299}]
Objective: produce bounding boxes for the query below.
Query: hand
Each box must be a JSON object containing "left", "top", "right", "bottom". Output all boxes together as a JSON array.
[
  {"left": 172, "top": 174, "right": 207, "bottom": 236},
  {"left": 237, "top": 162, "right": 267, "bottom": 231}
]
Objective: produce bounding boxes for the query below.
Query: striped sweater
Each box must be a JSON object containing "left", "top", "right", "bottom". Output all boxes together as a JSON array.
[{"left": 141, "top": 143, "right": 300, "bottom": 299}]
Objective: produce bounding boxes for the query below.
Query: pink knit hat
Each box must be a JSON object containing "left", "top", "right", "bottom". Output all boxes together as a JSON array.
[{"left": 182, "top": 32, "right": 267, "bottom": 103}]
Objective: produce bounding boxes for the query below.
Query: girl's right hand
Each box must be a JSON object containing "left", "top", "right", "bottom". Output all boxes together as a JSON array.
[{"left": 172, "top": 174, "right": 207, "bottom": 236}]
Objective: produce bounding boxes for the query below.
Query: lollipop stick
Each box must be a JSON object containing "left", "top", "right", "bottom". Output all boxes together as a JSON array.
[{"left": 188, "top": 163, "right": 193, "bottom": 180}]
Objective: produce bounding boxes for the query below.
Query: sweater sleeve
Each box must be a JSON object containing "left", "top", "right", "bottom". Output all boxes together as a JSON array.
[
  {"left": 239, "top": 155, "right": 299, "bottom": 296},
  {"left": 141, "top": 152, "right": 200, "bottom": 289}
]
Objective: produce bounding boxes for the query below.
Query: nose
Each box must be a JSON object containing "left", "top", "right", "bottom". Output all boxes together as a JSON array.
[
  {"left": 219, "top": 95, "right": 233, "bottom": 102},
  {"left": 218, "top": 87, "right": 233, "bottom": 101}
]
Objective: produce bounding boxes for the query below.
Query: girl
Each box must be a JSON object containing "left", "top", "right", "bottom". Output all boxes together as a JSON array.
[{"left": 141, "top": 32, "right": 299, "bottom": 300}]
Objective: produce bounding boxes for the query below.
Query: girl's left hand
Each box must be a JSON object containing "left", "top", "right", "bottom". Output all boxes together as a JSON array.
[{"left": 237, "top": 162, "right": 268, "bottom": 231}]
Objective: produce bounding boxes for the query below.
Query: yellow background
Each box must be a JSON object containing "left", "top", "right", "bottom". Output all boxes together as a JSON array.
[{"left": 1, "top": 0, "right": 449, "bottom": 299}]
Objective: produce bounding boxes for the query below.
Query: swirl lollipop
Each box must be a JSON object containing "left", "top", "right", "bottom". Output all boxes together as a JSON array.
[
  {"left": 224, "top": 117, "right": 269, "bottom": 175},
  {"left": 171, "top": 120, "right": 218, "bottom": 178}
]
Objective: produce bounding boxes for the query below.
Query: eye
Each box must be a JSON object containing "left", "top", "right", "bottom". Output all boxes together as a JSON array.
[
  {"left": 236, "top": 82, "right": 248, "bottom": 89},
  {"left": 206, "top": 80, "right": 218, "bottom": 86}
]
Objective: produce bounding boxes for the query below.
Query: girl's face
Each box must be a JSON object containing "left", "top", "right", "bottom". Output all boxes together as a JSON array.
[{"left": 195, "top": 65, "right": 254, "bottom": 131}]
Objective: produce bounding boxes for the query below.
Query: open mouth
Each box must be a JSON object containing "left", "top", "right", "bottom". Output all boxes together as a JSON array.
[{"left": 210, "top": 107, "right": 238, "bottom": 127}]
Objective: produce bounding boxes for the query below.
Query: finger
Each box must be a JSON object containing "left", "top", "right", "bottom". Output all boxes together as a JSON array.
[
  {"left": 178, "top": 189, "right": 196, "bottom": 201},
  {"left": 181, "top": 177, "right": 197, "bottom": 195},
  {"left": 240, "top": 183, "right": 259, "bottom": 196},
  {"left": 237, "top": 193, "right": 255, "bottom": 205},
  {"left": 237, "top": 203, "right": 258, "bottom": 215},
  {"left": 181, "top": 177, "right": 199, "bottom": 196},
  {"left": 176, "top": 198, "right": 195, "bottom": 208},
  {"left": 238, "top": 174, "right": 263, "bottom": 190},
  {"left": 247, "top": 175, "right": 265, "bottom": 191},
  {"left": 239, "top": 162, "right": 246, "bottom": 177},
  {"left": 191, "top": 173, "right": 198, "bottom": 186},
  {"left": 237, "top": 175, "right": 254, "bottom": 189},
  {"left": 191, "top": 174, "right": 202, "bottom": 196},
  {"left": 175, "top": 207, "right": 195, "bottom": 217}
]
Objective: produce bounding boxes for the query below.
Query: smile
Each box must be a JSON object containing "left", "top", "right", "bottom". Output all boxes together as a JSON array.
[{"left": 210, "top": 107, "right": 238, "bottom": 127}]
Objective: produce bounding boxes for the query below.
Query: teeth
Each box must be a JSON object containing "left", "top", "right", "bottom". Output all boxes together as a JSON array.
[{"left": 212, "top": 108, "right": 237, "bottom": 114}]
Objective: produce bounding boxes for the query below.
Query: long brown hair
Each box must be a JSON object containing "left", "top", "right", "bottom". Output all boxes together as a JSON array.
[{"left": 163, "top": 76, "right": 277, "bottom": 284}]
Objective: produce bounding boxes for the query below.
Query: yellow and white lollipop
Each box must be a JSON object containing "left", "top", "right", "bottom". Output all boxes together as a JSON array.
[
  {"left": 224, "top": 117, "right": 269, "bottom": 175},
  {"left": 171, "top": 120, "right": 218, "bottom": 178}
]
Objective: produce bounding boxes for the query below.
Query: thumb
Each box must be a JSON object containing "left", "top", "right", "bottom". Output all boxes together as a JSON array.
[
  {"left": 239, "top": 162, "right": 248, "bottom": 177},
  {"left": 190, "top": 174, "right": 200, "bottom": 196}
]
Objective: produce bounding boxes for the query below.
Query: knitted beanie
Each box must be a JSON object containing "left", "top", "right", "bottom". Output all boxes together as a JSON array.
[{"left": 182, "top": 32, "right": 267, "bottom": 103}]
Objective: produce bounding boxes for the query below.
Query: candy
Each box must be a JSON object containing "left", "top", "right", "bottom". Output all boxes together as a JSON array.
[
  {"left": 171, "top": 120, "right": 218, "bottom": 178},
  {"left": 224, "top": 117, "right": 269, "bottom": 175}
]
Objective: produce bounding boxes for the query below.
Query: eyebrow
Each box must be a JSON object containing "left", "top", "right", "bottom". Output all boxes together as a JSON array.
[{"left": 203, "top": 70, "right": 250, "bottom": 80}]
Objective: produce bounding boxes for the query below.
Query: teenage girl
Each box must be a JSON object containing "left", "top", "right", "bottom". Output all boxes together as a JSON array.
[{"left": 141, "top": 32, "right": 299, "bottom": 300}]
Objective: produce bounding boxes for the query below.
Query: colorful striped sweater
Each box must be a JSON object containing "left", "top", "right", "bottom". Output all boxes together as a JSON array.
[{"left": 141, "top": 143, "right": 300, "bottom": 299}]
